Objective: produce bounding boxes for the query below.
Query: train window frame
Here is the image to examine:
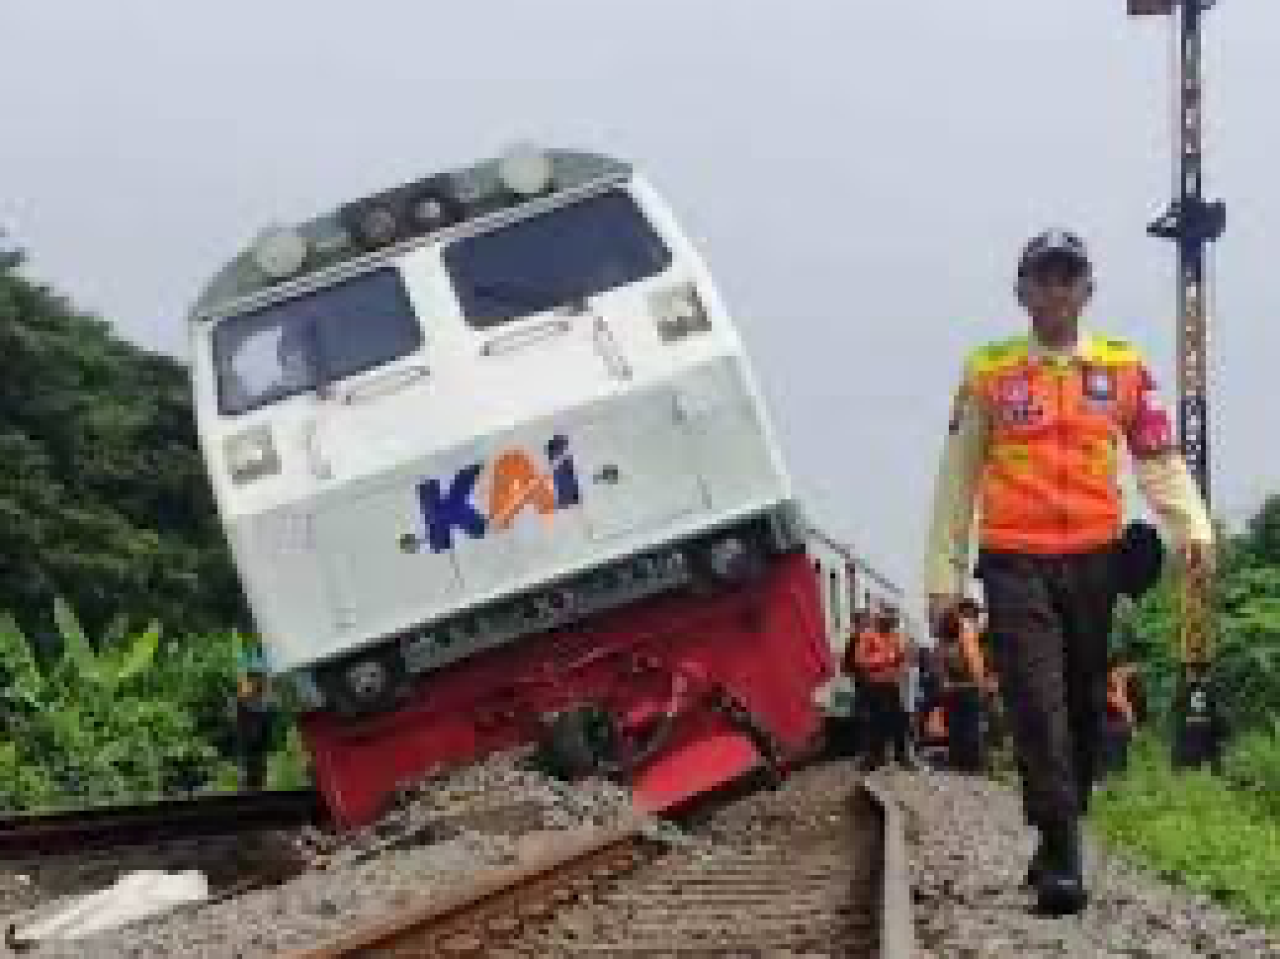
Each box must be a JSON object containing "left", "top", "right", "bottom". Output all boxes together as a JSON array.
[
  {"left": 829, "top": 568, "right": 841, "bottom": 634},
  {"left": 442, "top": 190, "right": 673, "bottom": 330},
  {"left": 212, "top": 267, "right": 424, "bottom": 417}
]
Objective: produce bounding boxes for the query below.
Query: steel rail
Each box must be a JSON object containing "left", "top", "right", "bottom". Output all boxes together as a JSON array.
[
  {"left": 0, "top": 789, "right": 324, "bottom": 855},
  {"left": 294, "top": 824, "right": 655, "bottom": 958},
  {"left": 294, "top": 772, "right": 915, "bottom": 957}
]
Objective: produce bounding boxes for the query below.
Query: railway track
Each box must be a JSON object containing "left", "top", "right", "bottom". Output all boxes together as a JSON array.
[
  {"left": 294, "top": 765, "right": 913, "bottom": 958},
  {"left": 0, "top": 789, "right": 324, "bottom": 855},
  {"left": 1, "top": 790, "right": 323, "bottom": 950}
]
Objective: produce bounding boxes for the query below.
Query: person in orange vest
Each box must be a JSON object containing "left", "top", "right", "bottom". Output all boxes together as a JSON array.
[
  {"left": 937, "top": 599, "right": 995, "bottom": 774},
  {"left": 853, "top": 606, "right": 914, "bottom": 771},
  {"left": 924, "top": 230, "right": 1214, "bottom": 916},
  {"left": 840, "top": 608, "right": 875, "bottom": 758}
]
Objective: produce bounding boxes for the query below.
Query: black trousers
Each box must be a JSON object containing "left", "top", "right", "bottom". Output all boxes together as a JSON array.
[
  {"left": 1099, "top": 713, "right": 1133, "bottom": 776},
  {"left": 235, "top": 704, "right": 277, "bottom": 792},
  {"left": 945, "top": 685, "right": 986, "bottom": 773},
  {"left": 864, "top": 681, "right": 910, "bottom": 764},
  {"left": 977, "top": 545, "right": 1118, "bottom": 827}
]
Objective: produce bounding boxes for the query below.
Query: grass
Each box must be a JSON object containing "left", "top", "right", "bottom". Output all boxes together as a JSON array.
[{"left": 1091, "top": 733, "right": 1280, "bottom": 930}]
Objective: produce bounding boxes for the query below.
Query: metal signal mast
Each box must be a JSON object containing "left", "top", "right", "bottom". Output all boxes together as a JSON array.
[{"left": 1127, "top": 0, "right": 1225, "bottom": 767}]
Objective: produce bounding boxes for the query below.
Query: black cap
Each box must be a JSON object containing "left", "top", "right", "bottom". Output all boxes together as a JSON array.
[{"left": 1018, "top": 229, "right": 1091, "bottom": 277}]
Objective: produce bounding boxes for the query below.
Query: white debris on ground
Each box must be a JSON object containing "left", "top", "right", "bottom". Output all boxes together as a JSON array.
[
  {"left": 11, "top": 870, "right": 209, "bottom": 943},
  {"left": 9, "top": 752, "right": 645, "bottom": 958},
  {"left": 882, "top": 769, "right": 1280, "bottom": 959}
]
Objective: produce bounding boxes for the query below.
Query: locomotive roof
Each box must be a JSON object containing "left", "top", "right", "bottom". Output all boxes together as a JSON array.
[{"left": 191, "top": 148, "right": 631, "bottom": 322}]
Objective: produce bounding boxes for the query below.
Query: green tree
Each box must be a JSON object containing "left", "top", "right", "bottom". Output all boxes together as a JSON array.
[
  {"left": 1124, "top": 499, "right": 1280, "bottom": 734},
  {"left": 0, "top": 248, "right": 245, "bottom": 639},
  {"left": 1246, "top": 494, "right": 1280, "bottom": 567}
]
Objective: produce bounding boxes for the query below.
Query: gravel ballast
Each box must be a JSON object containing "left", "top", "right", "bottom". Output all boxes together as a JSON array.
[
  {"left": 6, "top": 760, "right": 1277, "bottom": 957},
  {"left": 8, "top": 753, "right": 640, "bottom": 958},
  {"left": 886, "top": 769, "right": 1279, "bottom": 958}
]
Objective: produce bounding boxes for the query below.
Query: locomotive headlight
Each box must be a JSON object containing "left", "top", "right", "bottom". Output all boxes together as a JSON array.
[
  {"left": 707, "top": 537, "right": 747, "bottom": 579},
  {"left": 498, "top": 144, "right": 554, "bottom": 197},
  {"left": 355, "top": 205, "right": 399, "bottom": 247},
  {"left": 650, "top": 283, "right": 711, "bottom": 342},
  {"left": 251, "top": 225, "right": 309, "bottom": 279},
  {"left": 346, "top": 658, "right": 390, "bottom": 701},
  {"left": 224, "top": 425, "right": 280, "bottom": 484},
  {"left": 704, "top": 535, "right": 766, "bottom": 585}
]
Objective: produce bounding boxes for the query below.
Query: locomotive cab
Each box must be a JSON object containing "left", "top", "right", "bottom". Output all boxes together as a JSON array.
[{"left": 190, "top": 148, "right": 828, "bottom": 824}]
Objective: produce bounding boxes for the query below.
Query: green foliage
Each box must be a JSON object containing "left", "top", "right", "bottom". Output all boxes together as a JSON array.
[
  {"left": 1094, "top": 735, "right": 1280, "bottom": 930},
  {"left": 0, "top": 604, "right": 304, "bottom": 810},
  {"left": 0, "top": 252, "right": 245, "bottom": 641},
  {"left": 0, "top": 252, "right": 306, "bottom": 808},
  {"left": 1100, "top": 499, "right": 1280, "bottom": 931},
  {"left": 1221, "top": 721, "right": 1280, "bottom": 818},
  {"left": 1121, "top": 499, "right": 1280, "bottom": 735},
  {"left": 266, "top": 723, "right": 313, "bottom": 791},
  {"left": 1246, "top": 495, "right": 1280, "bottom": 567}
]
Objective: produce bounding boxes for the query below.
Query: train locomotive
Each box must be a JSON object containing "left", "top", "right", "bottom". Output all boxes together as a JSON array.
[{"left": 189, "top": 146, "right": 857, "bottom": 827}]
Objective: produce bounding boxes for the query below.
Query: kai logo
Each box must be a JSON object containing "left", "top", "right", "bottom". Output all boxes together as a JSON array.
[{"left": 417, "top": 435, "right": 581, "bottom": 552}]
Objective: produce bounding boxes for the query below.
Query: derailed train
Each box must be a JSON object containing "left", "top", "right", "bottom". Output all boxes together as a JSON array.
[{"left": 189, "top": 147, "right": 900, "bottom": 827}]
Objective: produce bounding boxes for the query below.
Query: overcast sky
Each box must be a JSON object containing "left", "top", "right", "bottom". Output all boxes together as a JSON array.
[{"left": 5, "top": 2, "right": 1278, "bottom": 598}]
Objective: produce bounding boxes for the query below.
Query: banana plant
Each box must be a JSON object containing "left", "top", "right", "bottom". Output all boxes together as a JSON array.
[{"left": 51, "top": 597, "right": 160, "bottom": 695}]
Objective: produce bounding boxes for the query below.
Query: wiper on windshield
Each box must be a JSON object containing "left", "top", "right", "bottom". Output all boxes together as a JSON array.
[
  {"left": 277, "top": 318, "right": 332, "bottom": 399},
  {"left": 303, "top": 319, "right": 335, "bottom": 398}
]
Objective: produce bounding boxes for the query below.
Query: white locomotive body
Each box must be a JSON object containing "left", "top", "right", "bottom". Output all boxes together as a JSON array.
[{"left": 191, "top": 150, "right": 804, "bottom": 727}]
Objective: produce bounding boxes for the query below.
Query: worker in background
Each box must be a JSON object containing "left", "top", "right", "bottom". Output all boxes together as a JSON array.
[
  {"left": 937, "top": 599, "right": 994, "bottom": 774},
  {"left": 924, "top": 229, "right": 1214, "bottom": 916},
  {"left": 842, "top": 608, "right": 877, "bottom": 758},
  {"left": 853, "top": 606, "right": 914, "bottom": 771},
  {"left": 1100, "top": 655, "right": 1138, "bottom": 775},
  {"left": 915, "top": 644, "right": 949, "bottom": 768},
  {"left": 233, "top": 647, "right": 279, "bottom": 792},
  {"left": 912, "top": 643, "right": 942, "bottom": 747}
]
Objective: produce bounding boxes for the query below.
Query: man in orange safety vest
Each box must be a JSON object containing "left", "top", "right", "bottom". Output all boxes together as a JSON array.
[
  {"left": 925, "top": 229, "right": 1213, "bottom": 916},
  {"left": 852, "top": 606, "right": 914, "bottom": 771}
]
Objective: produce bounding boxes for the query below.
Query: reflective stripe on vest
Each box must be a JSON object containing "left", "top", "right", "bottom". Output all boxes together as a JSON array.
[{"left": 963, "top": 332, "right": 1171, "bottom": 554}]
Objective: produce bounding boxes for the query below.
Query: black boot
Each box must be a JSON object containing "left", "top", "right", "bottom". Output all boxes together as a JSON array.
[{"left": 1034, "top": 819, "right": 1088, "bottom": 916}]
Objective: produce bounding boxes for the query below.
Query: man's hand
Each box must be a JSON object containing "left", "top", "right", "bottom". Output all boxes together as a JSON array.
[{"left": 927, "top": 593, "right": 961, "bottom": 636}]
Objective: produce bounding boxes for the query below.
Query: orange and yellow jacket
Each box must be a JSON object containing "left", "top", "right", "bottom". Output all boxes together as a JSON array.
[{"left": 925, "top": 332, "right": 1213, "bottom": 595}]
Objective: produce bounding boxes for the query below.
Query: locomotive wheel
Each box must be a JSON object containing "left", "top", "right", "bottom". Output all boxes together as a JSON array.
[
  {"left": 537, "top": 705, "right": 619, "bottom": 780},
  {"left": 316, "top": 647, "right": 408, "bottom": 718}
]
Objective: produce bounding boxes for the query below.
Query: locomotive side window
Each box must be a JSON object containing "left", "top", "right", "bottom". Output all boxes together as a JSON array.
[
  {"left": 444, "top": 191, "right": 671, "bottom": 329},
  {"left": 213, "top": 268, "right": 422, "bottom": 415}
]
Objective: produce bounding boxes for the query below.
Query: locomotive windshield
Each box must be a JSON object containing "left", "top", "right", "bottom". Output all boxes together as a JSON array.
[
  {"left": 213, "top": 267, "right": 422, "bottom": 415},
  {"left": 444, "top": 190, "right": 671, "bottom": 329}
]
